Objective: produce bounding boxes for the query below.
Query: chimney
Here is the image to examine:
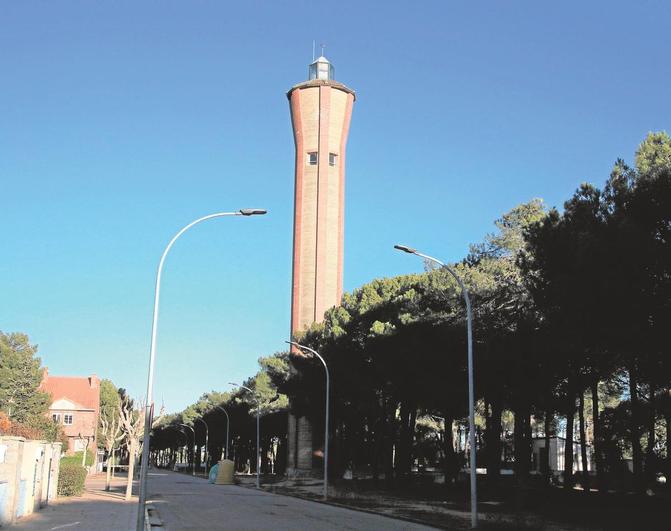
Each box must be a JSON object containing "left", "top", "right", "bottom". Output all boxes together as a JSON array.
[{"left": 89, "top": 375, "right": 99, "bottom": 389}]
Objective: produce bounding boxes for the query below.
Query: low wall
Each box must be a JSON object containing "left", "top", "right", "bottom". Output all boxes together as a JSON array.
[{"left": 0, "top": 436, "right": 62, "bottom": 526}]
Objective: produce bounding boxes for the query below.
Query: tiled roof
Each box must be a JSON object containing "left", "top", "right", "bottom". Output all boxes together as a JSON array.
[{"left": 40, "top": 373, "right": 100, "bottom": 412}]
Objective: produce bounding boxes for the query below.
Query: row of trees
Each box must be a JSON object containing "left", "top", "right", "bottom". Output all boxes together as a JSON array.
[
  {"left": 97, "top": 379, "right": 165, "bottom": 500},
  {"left": 151, "top": 132, "right": 670, "bottom": 494},
  {"left": 151, "top": 356, "right": 290, "bottom": 476}
]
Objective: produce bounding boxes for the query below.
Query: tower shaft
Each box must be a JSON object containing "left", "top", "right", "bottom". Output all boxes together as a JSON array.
[{"left": 288, "top": 80, "right": 354, "bottom": 334}]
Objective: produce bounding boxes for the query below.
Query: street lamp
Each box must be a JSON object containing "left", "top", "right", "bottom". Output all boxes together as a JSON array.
[
  {"left": 394, "top": 244, "right": 477, "bottom": 529},
  {"left": 194, "top": 418, "right": 209, "bottom": 473},
  {"left": 229, "top": 382, "right": 260, "bottom": 489},
  {"left": 136, "top": 208, "right": 266, "bottom": 531},
  {"left": 213, "top": 406, "right": 231, "bottom": 460},
  {"left": 179, "top": 424, "right": 196, "bottom": 477},
  {"left": 286, "top": 340, "right": 330, "bottom": 499}
]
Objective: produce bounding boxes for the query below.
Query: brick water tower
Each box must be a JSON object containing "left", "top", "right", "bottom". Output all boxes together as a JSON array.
[{"left": 286, "top": 55, "right": 355, "bottom": 474}]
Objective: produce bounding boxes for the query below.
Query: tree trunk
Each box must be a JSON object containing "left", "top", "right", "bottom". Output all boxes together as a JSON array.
[
  {"left": 514, "top": 408, "right": 523, "bottom": 478},
  {"left": 544, "top": 409, "right": 552, "bottom": 486},
  {"left": 105, "top": 447, "right": 114, "bottom": 490},
  {"left": 125, "top": 440, "right": 136, "bottom": 501},
  {"left": 371, "top": 404, "right": 384, "bottom": 481},
  {"left": 646, "top": 378, "right": 656, "bottom": 484},
  {"left": 514, "top": 406, "right": 531, "bottom": 480},
  {"left": 371, "top": 426, "right": 380, "bottom": 481},
  {"left": 81, "top": 440, "right": 88, "bottom": 467},
  {"left": 564, "top": 393, "right": 575, "bottom": 489},
  {"left": 383, "top": 400, "right": 394, "bottom": 484},
  {"left": 136, "top": 442, "right": 142, "bottom": 479},
  {"left": 629, "top": 364, "right": 643, "bottom": 490},
  {"left": 578, "top": 390, "right": 589, "bottom": 493},
  {"left": 666, "top": 395, "right": 671, "bottom": 489},
  {"left": 394, "top": 402, "right": 411, "bottom": 481},
  {"left": 405, "top": 408, "right": 417, "bottom": 479},
  {"left": 442, "top": 413, "right": 457, "bottom": 485},
  {"left": 105, "top": 447, "right": 113, "bottom": 491},
  {"left": 486, "top": 397, "right": 503, "bottom": 480},
  {"left": 591, "top": 377, "right": 604, "bottom": 492},
  {"left": 524, "top": 410, "right": 532, "bottom": 468}
]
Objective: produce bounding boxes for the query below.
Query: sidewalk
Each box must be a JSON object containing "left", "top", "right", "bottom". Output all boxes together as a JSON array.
[{"left": 12, "top": 473, "right": 138, "bottom": 531}]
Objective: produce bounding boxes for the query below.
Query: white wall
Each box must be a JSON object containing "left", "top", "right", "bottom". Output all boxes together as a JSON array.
[{"left": 0, "top": 436, "right": 62, "bottom": 526}]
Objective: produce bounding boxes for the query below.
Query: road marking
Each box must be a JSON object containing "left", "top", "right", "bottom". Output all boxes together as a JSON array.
[{"left": 51, "top": 523, "right": 80, "bottom": 530}]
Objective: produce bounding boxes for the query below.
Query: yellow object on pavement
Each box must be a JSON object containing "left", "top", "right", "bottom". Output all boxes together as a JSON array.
[{"left": 215, "top": 459, "right": 235, "bottom": 485}]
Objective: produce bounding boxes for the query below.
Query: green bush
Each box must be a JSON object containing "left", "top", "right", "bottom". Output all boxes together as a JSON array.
[
  {"left": 60, "top": 449, "right": 94, "bottom": 467},
  {"left": 57, "top": 462, "right": 87, "bottom": 496}
]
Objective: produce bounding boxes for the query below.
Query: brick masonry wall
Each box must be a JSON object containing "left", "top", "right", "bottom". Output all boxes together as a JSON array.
[{"left": 60, "top": 410, "right": 96, "bottom": 453}]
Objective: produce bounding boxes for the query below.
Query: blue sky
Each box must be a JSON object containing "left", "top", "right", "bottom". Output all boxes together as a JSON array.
[{"left": 1, "top": 1, "right": 669, "bottom": 412}]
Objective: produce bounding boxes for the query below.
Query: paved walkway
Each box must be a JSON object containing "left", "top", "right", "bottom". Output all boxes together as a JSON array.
[
  {"left": 147, "top": 470, "right": 436, "bottom": 530},
  {"left": 13, "top": 473, "right": 138, "bottom": 531}
]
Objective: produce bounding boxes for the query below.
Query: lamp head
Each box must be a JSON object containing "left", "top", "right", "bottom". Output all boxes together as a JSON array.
[
  {"left": 394, "top": 244, "right": 417, "bottom": 254},
  {"left": 239, "top": 209, "right": 267, "bottom": 216}
]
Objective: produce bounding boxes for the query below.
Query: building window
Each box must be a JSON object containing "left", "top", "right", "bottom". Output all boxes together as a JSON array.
[
  {"left": 64, "top": 414, "right": 73, "bottom": 425},
  {"left": 52, "top": 413, "right": 61, "bottom": 423},
  {"left": 307, "top": 152, "right": 318, "bottom": 165},
  {"left": 329, "top": 153, "right": 338, "bottom": 166}
]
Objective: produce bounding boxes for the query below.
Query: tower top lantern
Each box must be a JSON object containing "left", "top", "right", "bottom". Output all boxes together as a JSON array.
[{"left": 309, "top": 56, "right": 334, "bottom": 81}]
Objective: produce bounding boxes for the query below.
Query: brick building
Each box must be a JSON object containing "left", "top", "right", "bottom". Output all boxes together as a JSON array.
[{"left": 40, "top": 370, "right": 100, "bottom": 454}]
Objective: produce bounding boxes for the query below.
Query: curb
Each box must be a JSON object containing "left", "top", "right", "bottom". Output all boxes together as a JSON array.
[{"left": 145, "top": 503, "right": 164, "bottom": 529}]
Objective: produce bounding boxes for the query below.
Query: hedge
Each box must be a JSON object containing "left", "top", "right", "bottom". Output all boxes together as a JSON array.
[
  {"left": 57, "top": 463, "right": 87, "bottom": 496},
  {"left": 60, "top": 449, "right": 94, "bottom": 467}
]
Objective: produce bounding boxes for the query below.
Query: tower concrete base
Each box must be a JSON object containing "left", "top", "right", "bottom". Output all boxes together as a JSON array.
[{"left": 286, "top": 413, "right": 319, "bottom": 477}]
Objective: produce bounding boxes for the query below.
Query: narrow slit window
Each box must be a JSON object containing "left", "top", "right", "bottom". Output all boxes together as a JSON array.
[
  {"left": 307, "top": 152, "right": 318, "bottom": 165},
  {"left": 329, "top": 153, "right": 337, "bottom": 166}
]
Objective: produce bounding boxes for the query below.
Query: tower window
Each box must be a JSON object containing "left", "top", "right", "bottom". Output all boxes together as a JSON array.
[
  {"left": 64, "top": 414, "right": 73, "bottom": 425},
  {"left": 307, "top": 152, "right": 318, "bottom": 165},
  {"left": 329, "top": 153, "right": 338, "bottom": 166}
]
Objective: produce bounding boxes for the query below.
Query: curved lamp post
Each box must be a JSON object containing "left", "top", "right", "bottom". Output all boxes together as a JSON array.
[
  {"left": 194, "top": 418, "right": 209, "bottom": 473},
  {"left": 213, "top": 405, "right": 231, "bottom": 460},
  {"left": 394, "top": 244, "right": 477, "bottom": 529},
  {"left": 136, "top": 208, "right": 267, "bottom": 531},
  {"left": 179, "top": 424, "right": 196, "bottom": 477},
  {"left": 229, "top": 382, "right": 260, "bottom": 489},
  {"left": 286, "top": 341, "right": 330, "bottom": 499}
]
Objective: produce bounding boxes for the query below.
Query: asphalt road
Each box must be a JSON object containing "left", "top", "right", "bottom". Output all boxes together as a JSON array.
[{"left": 147, "top": 471, "right": 437, "bottom": 530}]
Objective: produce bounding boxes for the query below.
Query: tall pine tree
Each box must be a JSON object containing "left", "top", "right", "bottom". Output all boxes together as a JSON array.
[{"left": 0, "top": 331, "right": 51, "bottom": 423}]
